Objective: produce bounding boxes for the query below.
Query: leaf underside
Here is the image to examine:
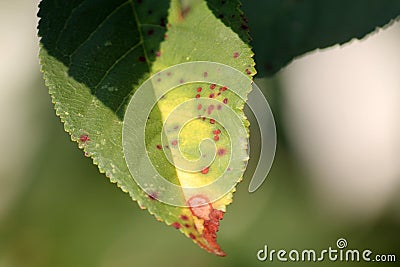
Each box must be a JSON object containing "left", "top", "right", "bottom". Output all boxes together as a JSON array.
[{"left": 38, "top": 0, "right": 255, "bottom": 256}]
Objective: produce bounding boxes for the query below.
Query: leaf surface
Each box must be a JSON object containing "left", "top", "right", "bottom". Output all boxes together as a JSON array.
[{"left": 38, "top": 0, "right": 255, "bottom": 256}]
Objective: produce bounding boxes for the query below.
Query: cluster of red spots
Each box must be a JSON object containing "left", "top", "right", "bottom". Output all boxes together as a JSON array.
[
  {"left": 223, "top": 98, "right": 228, "bottom": 104},
  {"left": 156, "top": 144, "right": 162, "bottom": 150},
  {"left": 210, "top": 84, "right": 216, "bottom": 90},
  {"left": 80, "top": 134, "right": 90, "bottom": 142},
  {"left": 213, "top": 129, "right": 221, "bottom": 141},
  {"left": 202, "top": 209, "right": 225, "bottom": 253},
  {"left": 245, "top": 68, "right": 252, "bottom": 75},
  {"left": 217, "top": 148, "right": 227, "bottom": 157},
  {"left": 187, "top": 195, "right": 226, "bottom": 257},
  {"left": 138, "top": 56, "right": 146, "bottom": 62},
  {"left": 233, "top": 52, "right": 240, "bottom": 58},
  {"left": 201, "top": 167, "right": 210, "bottom": 175},
  {"left": 171, "top": 222, "right": 182, "bottom": 229}
]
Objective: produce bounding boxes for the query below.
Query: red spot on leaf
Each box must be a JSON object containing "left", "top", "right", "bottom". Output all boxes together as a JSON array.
[
  {"left": 179, "top": 6, "right": 191, "bottom": 20},
  {"left": 233, "top": 52, "right": 240, "bottom": 58},
  {"left": 180, "top": 215, "right": 189, "bottom": 221},
  {"left": 201, "top": 167, "right": 210, "bottom": 175},
  {"left": 171, "top": 140, "right": 178, "bottom": 146},
  {"left": 207, "top": 105, "right": 214, "bottom": 115},
  {"left": 245, "top": 68, "right": 252, "bottom": 75},
  {"left": 172, "top": 222, "right": 182, "bottom": 229},
  {"left": 209, "top": 93, "right": 215, "bottom": 98},
  {"left": 213, "top": 129, "right": 221, "bottom": 135},
  {"left": 210, "top": 119, "right": 215, "bottom": 124},
  {"left": 189, "top": 233, "right": 196, "bottom": 240},
  {"left": 210, "top": 84, "right": 216, "bottom": 89},
  {"left": 156, "top": 144, "right": 162, "bottom": 150},
  {"left": 195, "top": 94, "right": 200, "bottom": 98},
  {"left": 214, "top": 135, "right": 219, "bottom": 141},
  {"left": 138, "top": 56, "right": 146, "bottom": 62},
  {"left": 220, "top": 86, "right": 228, "bottom": 91},
  {"left": 156, "top": 51, "right": 161, "bottom": 57},
  {"left": 197, "top": 104, "right": 202, "bottom": 110},
  {"left": 217, "top": 148, "right": 227, "bottom": 156},
  {"left": 80, "top": 134, "right": 90, "bottom": 142},
  {"left": 197, "top": 87, "right": 202, "bottom": 92},
  {"left": 217, "top": 105, "right": 222, "bottom": 110},
  {"left": 203, "top": 72, "right": 208, "bottom": 77},
  {"left": 184, "top": 223, "right": 190, "bottom": 228},
  {"left": 223, "top": 98, "right": 228, "bottom": 104},
  {"left": 147, "top": 29, "right": 154, "bottom": 35}
]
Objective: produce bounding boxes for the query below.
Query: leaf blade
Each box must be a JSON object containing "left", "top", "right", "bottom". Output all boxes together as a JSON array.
[{"left": 39, "top": 0, "right": 255, "bottom": 256}]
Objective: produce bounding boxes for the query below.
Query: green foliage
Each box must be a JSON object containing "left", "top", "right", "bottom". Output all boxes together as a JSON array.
[{"left": 242, "top": 0, "right": 400, "bottom": 75}]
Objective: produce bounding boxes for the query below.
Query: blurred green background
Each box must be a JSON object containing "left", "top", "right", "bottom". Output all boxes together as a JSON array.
[{"left": 0, "top": 1, "right": 399, "bottom": 267}]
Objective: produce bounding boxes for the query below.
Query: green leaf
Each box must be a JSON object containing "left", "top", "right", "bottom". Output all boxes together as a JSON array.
[
  {"left": 241, "top": 0, "right": 400, "bottom": 76},
  {"left": 38, "top": 0, "right": 255, "bottom": 256}
]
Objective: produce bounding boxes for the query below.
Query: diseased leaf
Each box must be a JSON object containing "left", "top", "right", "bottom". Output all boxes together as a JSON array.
[
  {"left": 38, "top": 0, "right": 255, "bottom": 256},
  {"left": 241, "top": 0, "right": 400, "bottom": 75}
]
